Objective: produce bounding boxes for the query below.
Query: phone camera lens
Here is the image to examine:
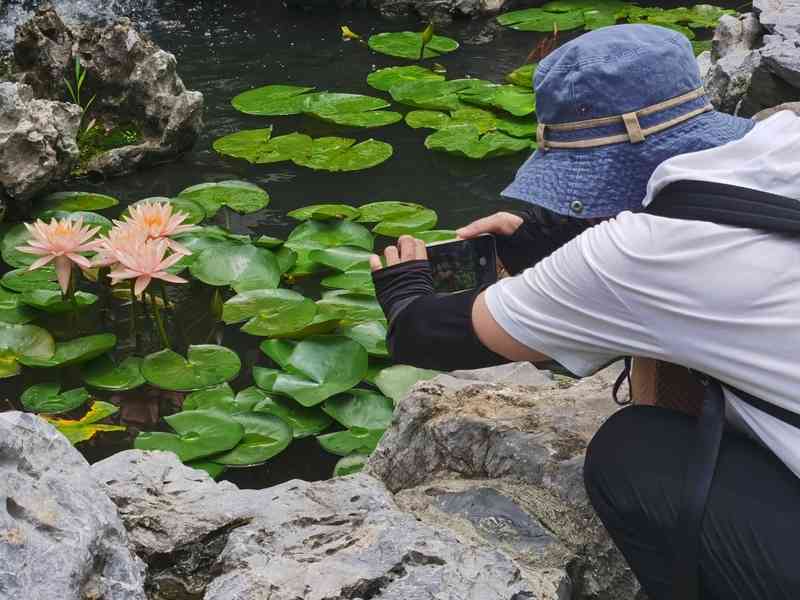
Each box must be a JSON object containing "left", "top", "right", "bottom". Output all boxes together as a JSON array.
[{"left": 479, "top": 257, "right": 487, "bottom": 266}]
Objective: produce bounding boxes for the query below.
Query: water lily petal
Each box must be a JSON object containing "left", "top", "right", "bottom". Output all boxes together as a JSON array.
[
  {"left": 54, "top": 255, "right": 72, "bottom": 294},
  {"left": 27, "top": 255, "right": 55, "bottom": 270},
  {"left": 134, "top": 275, "right": 152, "bottom": 297},
  {"left": 153, "top": 271, "right": 187, "bottom": 284}
]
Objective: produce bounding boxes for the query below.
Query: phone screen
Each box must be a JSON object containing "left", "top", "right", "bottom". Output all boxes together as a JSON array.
[{"left": 426, "top": 235, "right": 497, "bottom": 294}]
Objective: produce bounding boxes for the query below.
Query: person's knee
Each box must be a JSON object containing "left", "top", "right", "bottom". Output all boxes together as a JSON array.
[{"left": 584, "top": 406, "right": 640, "bottom": 492}]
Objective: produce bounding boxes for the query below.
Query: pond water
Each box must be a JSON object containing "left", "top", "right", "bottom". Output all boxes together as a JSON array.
[{"left": 0, "top": 0, "right": 733, "bottom": 488}]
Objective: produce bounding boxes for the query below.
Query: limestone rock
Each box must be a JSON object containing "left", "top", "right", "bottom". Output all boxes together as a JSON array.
[
  {"left": 369, "top": 0, "right": 509, "bottom": 21},
  {"left": 753, "top": 0, "right": 800, "bottom": 39},
  {"left": 0, "top": 81, "right": 81, "bottom": 206},
  {"left": 711, "top": 13, "right": 762, "bottom": 62},
  {"left": 0, "top": 411, "right": 146, "bottom": 600},
  {"left": 366, "top": 365, "right": 641, "bottom": 599},
  {"left": 92, "top": 451, "right": 540, "bottom": 600}
]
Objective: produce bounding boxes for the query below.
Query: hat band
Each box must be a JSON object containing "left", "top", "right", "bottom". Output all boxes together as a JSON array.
[{"left": 537, "top": 86, "right": 712, "bottom": 151}]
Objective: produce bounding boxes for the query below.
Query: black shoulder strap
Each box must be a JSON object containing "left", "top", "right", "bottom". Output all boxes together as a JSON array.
[{"left": 647, "top": 180, "right": 800, "bottom": 234}]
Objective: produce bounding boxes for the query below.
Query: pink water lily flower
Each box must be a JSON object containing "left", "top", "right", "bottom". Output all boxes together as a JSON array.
[
  {"left": 92, "top": 221, "right": 149, "bottom": 269},
  {"left": 124, "top": 201, "right": 195, "bottom": 255},
  {"left": 108, "top": 237, "right": 187, "bottom": 297},
  {"left": 17, "top": 217, "right": 101, "bottom": 294}
]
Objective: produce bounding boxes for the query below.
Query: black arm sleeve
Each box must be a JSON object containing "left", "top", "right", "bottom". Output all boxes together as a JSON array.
[
  {"left": 496, "top": 207, "right": 592, "bottom": 275},
  {"left": 372, "top": 260, "right": 508, "bottom": 372}
]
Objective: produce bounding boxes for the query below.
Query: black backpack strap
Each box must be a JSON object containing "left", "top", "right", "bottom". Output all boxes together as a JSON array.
[
  {"left": 647, "top": 180, "right": 800, "bottom": 234},
  {"left": 671, "top": 376, "right": 726, "bottom": 600}
]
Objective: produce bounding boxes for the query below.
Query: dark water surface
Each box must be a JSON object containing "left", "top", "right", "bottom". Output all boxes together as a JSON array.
[{"left": 0, "top": 0, "right": 731, "bottom": 488}]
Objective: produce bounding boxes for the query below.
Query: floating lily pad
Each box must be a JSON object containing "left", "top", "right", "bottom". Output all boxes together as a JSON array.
[
  {"left": 187, "top": 460, "right": 227, "bottom": 479},
  {"left": 356, "top": 201, "right": 426, "bottom": 223},
  {"left": 322, "top": 389, "right": 393, "bottom": 430},
  {"left": 134, "top": 410, "right": 244, "bottom": 462},
  {"left": 288, "top": 204, "right": 361, "bottom": 221},
  {"left": 232, "top": 84, "right": 316, "bottom": 115},
  {"left": 259, "top": 339, "right": 298, "bottom": 371},
  {"left": 212, "top": 412, "right": 293, "bottom": 466},
  {"left": 222, "top": 289, "right": 317, "bottom": 337},
  {"left": 368, "top": 31, "right": 459, "bottom": 60},
  {"left": 178, "top": 180, "right": 270, "bottom": 216},
  {"left": 141, "top": 345, "right": 241, "bottom": 391},
  {"left": 333, "top": 453, "right": 368, "bottom": 476},
  {"left": 459, "top": 84, "right": 535, "bottom": 117},
  {"left": 497, "top": 6, "right": 587, "bottom": 30},
  {"left": 413, "top": 229, "right": 458, "bottom": 243},
  {"left": 321, "top": 269, "right": 374, "bottom": 293},
  {"left": 1, "top": 267, "right": 60, "bottom": 293},
  {"left": 294, "top": 137, "right": 394, "bottom": 172},
  {"left": 183, "top": 383, "right": 265, "bottom": 414},
  {"left": 214, "top": 128, "right": 311, "bottom": 164},
  {"left": 317, "top": 427, "right": 384, "bottom": 456},
  {"left": 374, "top": 364, "right": 441, "bottom": 402},
  {"left": 272, "top": 314, "right": 341, "bottom": 339},
  {"left": 19, "top": 333, "right": 115, "bottom": 368},
  {"left": 317, "top": 291, "right": 384, "bottom": 322},
  {"left": 372, "top": 208, "right": 437, "bottom": 237},
  {"left": 405, "top": 110, "right": 452, "bottom": 130},
  {"left": 425, "top": 124, "right": 532, "bottom": 159},
  {"left": 128, "top": 197, "right": 206, "bottom": 225},
  {"left": 254, "top": 335, "right": 368, "bottom": 407},
  {"left": 506, "top": 63, "right": 536, "bottom": 88},
  {"left": 37, "top": 210, "right": 114, "bottom": 232},
  {"left": 0, "top": 322, "right": 54, "bottom": 377},
  {"left": 287, "top": 221, "right": 374, "bottom": 264},
  {"left": 367, "top": 65, "right": 446, "bottom": 92},
  {"left": 254, "top": 393, "right": 333, "bottom": 438},
  {"left": 0, "top": 288, "right": 36, "bottom": 324},
  {"left": 37, "top": 191, "right": 118, "bottom": 212},
  {"left": 309, "top": 245, "right": 373, "bottom": 272},
  {"left": 19, "top": 289, "right": 98, "bottom": 313},
  {"left": 340, "top": 320, "right": 387, "bottom": 356},
  {"left": 390, "top": 78, "right": 483, "bottom": 111},
  {"left": 1, "top": 224, "right": 35, "bottom": 268},
  {"left": 254, "top": 235, "right": 284, "bottom": 249},
  {"left": 315, "top": 109, "right": 403, "bottom": 128},
  {"left": 81, "top": 356, "right": 145, "bottom": 391},
  {"left": 43, "top": 400, "right": 125, "bottom": 445},
  {"left": 21, "top": 382, "right": 91, "bottom": 414},
  {"left": 275, "top": 246, "right": 298, "bottom": 274},
  {"left": 190, "top": 244, "right": 280, "bottom": 292}
]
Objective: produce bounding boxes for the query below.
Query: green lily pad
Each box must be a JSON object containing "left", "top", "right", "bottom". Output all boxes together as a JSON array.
[
  {"left": 405, "top": 110, "right": 452, "bottom": 130},
  {"left": 2, "top": 224, "right": 36, "bottom": 268},
  {"left": 425, "top": 124, "right": 532, "bottom": 159},
  {"left": 390, "top": 79, "right": 483, "bottom": 111},
  {"left": 254, "top": 335, "right": 368, "bottom": 407},
  {"left": 134, "top": 410, "right": 244, "bottom": 462},
  {"left": 232, "top": 84, "right": 316, "bottom": 115},
  {"left": 271, "top": 314, "right": 341, "bottom": 340},
  {"left": 413, "top": 229, "right": 458, "bottom": 243},
  {"left": 254, "top": 235, "right": 284, "bottom": 249},
  {"left": 506, "top": 63, "right": 536, "bottom": 88},
  {"left": 37, "top": 191, "right": 118, "bottom": 212},
  {"left": 190, "top": 244, "right": 280, "bottom": 292},
  {"left": 80, "top": 356, "right": 145, "bottom": 391},
  {"left": 356, "top": 201, "right": 426, "bottom": 223},
  {"left": 19, "top": 289, "right": 98, "bottom": 313},
  {"left": 128, "top": 197, "right": 206, "bottom": 225},
  {"left": 368, "top": 31, "right": 459, "bottom": 60},
  {"left": 317, "top": 291, "right": 384, "bottom": 322},
  {"left": 372, "top": 208, "right": 437, "bottom": 237},
  {"left": 43, "top": 400, "right": 125, "bottom": 445},
  {"left": 288, "top": 204, "right": 361, "bottom": 221},
  {"left": 322, "top": 389, "right": 394, "bottom": 430},
  {"left": 374, "top": 364, "right": 441, "bottom": 402},
  {"left": 0, "top": 322, "right": 54, "bottom": 377},
  {"left": 19, "top": 333, "right": 115, "bottom": 368},
  {"left": 309, "top": 245, "right": 373, "bottom": 272},
  {"left": 317, "top": 427, "right": 384, "bottom": 456},
  {"left": 497, "top": 7, "right": 586, "bottom": 31},
  {"left": 186, "top": 460, "right": 227, "bottom": 479},
  {"left": 367, "top": 65, "right": 446, "bottom": 92},
  {"left": 293, "top": 137, "right": 394, "bottom": 172},
  {"left": 214, "top": 128, "right": 310, "bottom": 164},
  {"left": 333, "top": 453, "right": 369, "bottom": 476},
  {"left": 1, "top": 267, "right": 60, "bottom": 293},
  {"left": 178, "top": 180, "right": 270, "bottom": 216},
  {"left": 318, "top": 110, "right": 403, "bottom": 128},
  {"left": 253, "top": 393, "right": 333, "bottom": 438},
  {"left": 259, "top": 339, "right": 298, "bottom": 371},
  {"left": 0, "top": 288, "right": 36, "bottom": 324},
  {"left": 340, "top": 320, "right": 387, "bottom": 356},
  {"left": 286, "top": 221, "right": 374, "bottom": 264},
  {"left": 36, "top": 210, "right": 114, "bottom": 232},
  {"left": 275, "top": 246, "right": 298, "bottom": 274},
  {"left": 222, "top": 289, "right": 317, "bottom": 337},
  {"left": 21, "top": 382, "right": 91, "bottom": 414},
  {"left": 141, "top": 345, "right": 242, "bottom": 391},
  {"left": 183, "top": 383, "right": 266, "bottom": 414},
  {"left": 321, "top": 269, "right": 374, "bottom": 294},
  {"left": 459, "top": 84, "right": 536, "bottom": 117},
  {"left": 212, "top": 412, "right": 293, "bottom": 466}
]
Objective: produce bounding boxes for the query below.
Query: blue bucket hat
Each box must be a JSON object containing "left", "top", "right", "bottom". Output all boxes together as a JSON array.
[{"left": 502, "top": 24, "right": 754, "bottom": 218}]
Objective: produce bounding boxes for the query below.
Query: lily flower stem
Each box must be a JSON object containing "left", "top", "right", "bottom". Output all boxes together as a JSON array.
[
  {"left": 159, "top": 281, "right": 188, "bottom": 349},
  {"left": 65, "top": 266, "right": 77, "bottom": 331},
  {"left": 150, "top": 291, "right": 170, "bottom": 350},
  {"left": 224, "top": 207, "right": 232, "bottom": 231},
  {"left": 129, "top": 281, "right": 141, "bottom": 353}
]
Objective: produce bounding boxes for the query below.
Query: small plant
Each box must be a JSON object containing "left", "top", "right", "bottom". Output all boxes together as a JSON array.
[
  {"left": 419, "top": 22, "right": 435, "bottom": 60},
  {"left": 64, "top": 56, "right": 96, "bottom": 135}
]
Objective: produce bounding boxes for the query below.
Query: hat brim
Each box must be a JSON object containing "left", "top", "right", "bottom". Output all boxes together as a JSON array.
[{"left": 501, "top": 111, "right": 754, "bottom": 218}]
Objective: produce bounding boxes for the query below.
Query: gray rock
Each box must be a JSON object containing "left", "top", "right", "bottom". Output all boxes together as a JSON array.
[
  {"left": 5, "top": 4, "right": 203, "bottom": 203},
  {"left": 0, "top": 412, "right": 146, "bottom": 600},
  {"left": 752, "top": 101, "right": 800, "bottom": 120},
  {"left": 753, "top": 0, "right": 800, "bottom": 38},
  {"left": 367, "top": 365, "right": 641, "bottom": 598},
  {"left": 696, "top": 50, "right": 713, "bottom": 80},
  {"left": 761, "top": 37, "right": 800, "bottom": 89},
  {"left": 711, "top": 13, "right": 762, "bottom": 62},
  {"left": 705, "top": 47, "right": 764, "bottom": 114},
  {"left": 0, "top": 81, "right": 81, "bottom": 206},
  {"left": 369, "top": 0, "right": 509, "bottom": 21},
  {"left": 92, "top": 451, "right": 539, "bottom": 599}
]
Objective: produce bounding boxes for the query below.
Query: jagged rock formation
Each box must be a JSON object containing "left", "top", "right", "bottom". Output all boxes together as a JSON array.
[{"left": 369, "top": 0, "right": 510, "bottom": 21}]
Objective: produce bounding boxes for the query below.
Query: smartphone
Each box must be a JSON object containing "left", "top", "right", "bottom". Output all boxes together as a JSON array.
[{"left": 426, "top": 234, "right": 498, "bottom": 294}]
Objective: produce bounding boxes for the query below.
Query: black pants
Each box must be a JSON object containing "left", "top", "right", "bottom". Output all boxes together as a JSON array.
[{"left": 584, "top": 405, "right": 800, "bottom": 600}]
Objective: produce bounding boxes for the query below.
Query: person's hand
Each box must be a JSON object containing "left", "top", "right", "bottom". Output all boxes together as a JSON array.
[
  {"left": 369, "top": 235, "right": 427, "bottom": 272},
  {"left": 456, "top": 212, "right": 524, "bottom": 240}
]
